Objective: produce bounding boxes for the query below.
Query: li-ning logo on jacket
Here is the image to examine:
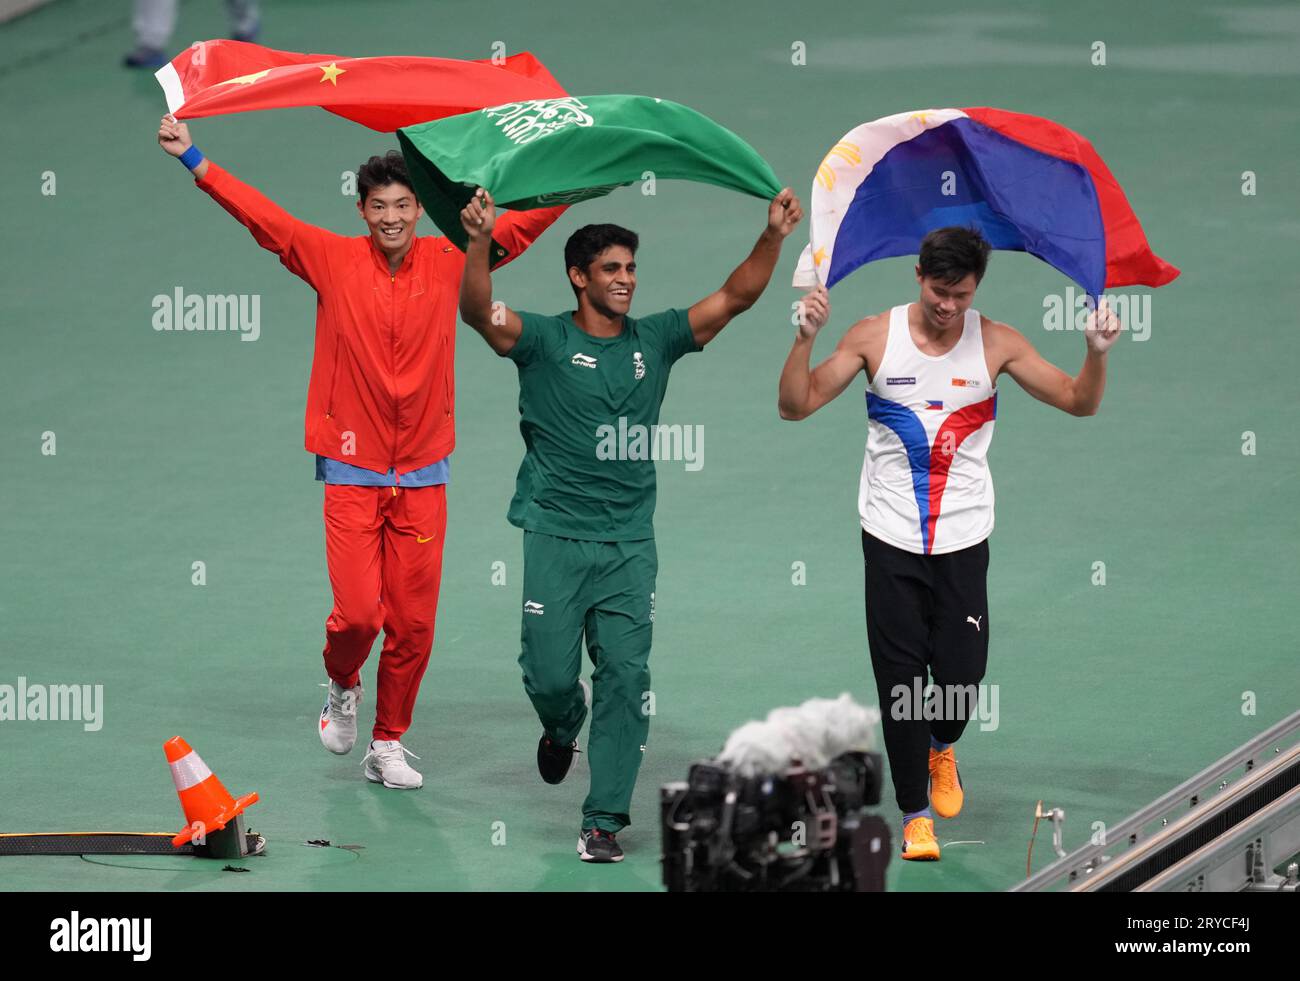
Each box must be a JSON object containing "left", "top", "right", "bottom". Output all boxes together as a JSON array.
[
  {"left": 524, "top": 601, "right": 545, "bottom": 616},
  {"left": 571, "top": 353, "right": 598, "bottom": 369},
  {"left": 633, "top": 352, "right": 646, "bottom": 380}
]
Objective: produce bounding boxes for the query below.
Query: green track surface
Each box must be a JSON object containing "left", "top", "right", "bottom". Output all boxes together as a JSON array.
[{"left": 1, "top": 0, "right": 1297, "bottom": 891}]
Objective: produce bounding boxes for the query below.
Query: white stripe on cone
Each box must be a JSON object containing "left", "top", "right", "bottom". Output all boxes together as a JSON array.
[{"left": 169, "top": 751, "right": 213, "bottom": 792}]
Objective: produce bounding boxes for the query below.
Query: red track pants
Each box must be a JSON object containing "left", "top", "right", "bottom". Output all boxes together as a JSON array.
[{"left": 321, "top": 483, "right": 447, "bottom": 741}]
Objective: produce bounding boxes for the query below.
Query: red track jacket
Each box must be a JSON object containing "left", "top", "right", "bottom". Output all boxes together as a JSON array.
[{"left": 195, "top": 162, "right": 563, "bottom": 473}]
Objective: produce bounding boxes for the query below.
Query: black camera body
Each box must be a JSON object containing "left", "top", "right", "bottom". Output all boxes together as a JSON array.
[{"left": 660, "top": 750, "right": 890, "bottom": 891}]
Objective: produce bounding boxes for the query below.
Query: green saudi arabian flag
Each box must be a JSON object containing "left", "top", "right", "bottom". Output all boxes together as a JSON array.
[{"left": 396, "top": 94, "right": 784, "bottom": 258}]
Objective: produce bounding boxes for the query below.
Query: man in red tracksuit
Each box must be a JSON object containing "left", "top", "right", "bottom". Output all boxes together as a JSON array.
[{"left": 158, "top": 115, "right": 564, "bottom": 789}]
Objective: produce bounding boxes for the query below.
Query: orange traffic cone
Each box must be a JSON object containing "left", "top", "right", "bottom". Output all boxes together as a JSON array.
[{"left": 164, "top": 736, "right": 258, "bottom": 848}]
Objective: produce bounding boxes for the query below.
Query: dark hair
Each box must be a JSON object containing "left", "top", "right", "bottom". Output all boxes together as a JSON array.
[
  {"left": 357, "top": 151, "right": 415, "bottom": 204},
  {"left": 918, "top": 226, "right": 992, "bottom": 285},
  {"left": 564, "top": 224, "right": 639, "bottom": 296}
]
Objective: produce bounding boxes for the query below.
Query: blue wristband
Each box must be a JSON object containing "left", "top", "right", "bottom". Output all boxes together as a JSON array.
[{"left": 178, "top": 145, "right": 204, "bottom": 172}]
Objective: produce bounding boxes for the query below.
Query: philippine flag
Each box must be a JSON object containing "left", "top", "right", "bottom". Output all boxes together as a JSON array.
[{"left": 792, "top": 108, "right": 1180, "bottom": 298}]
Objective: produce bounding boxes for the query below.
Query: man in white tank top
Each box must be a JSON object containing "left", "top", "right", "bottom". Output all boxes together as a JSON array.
[{"left": 777, "top": 227, "right": 1121, "bottom": 862}]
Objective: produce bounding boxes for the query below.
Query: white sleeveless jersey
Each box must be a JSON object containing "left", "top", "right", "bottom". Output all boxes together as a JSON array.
[{"left": 859, "top": 304, "right": 998, "bottom": 555}]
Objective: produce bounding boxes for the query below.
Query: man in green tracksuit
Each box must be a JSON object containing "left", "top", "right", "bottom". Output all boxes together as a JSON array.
[{"left": 458, "top": 187, "right": 803, "bottom": 862}]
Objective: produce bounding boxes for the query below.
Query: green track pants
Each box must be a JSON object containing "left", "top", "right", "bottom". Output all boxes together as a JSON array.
[{"left": 519, "top": 531, "right": 657, "bottom": 833}]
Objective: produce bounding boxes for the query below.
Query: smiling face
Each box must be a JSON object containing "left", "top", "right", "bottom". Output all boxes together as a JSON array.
[
  {"left": 357, "top": 181, "right": 422, "bottom": 260},
  {"left": 570, "top": 245, "right": 637, "bottom": 318},
  {"left": 915, "top": 269, "right": 978, "bottom": 331}
]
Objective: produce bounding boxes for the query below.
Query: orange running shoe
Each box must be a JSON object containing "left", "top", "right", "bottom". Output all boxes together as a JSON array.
[
  {"left": 901, "top": 816, "right": 940, "bottom": 860},
  {"left": 929, "top": 746, "right": 964, "bottom": 818}
]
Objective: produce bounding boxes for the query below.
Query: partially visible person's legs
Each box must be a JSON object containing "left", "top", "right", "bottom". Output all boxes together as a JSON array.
[
  {"left": 924, "top": 538, "right": 991, "bottom": 818},
  {"left": 519, "top": 532, "right": 592, "bottom": 751},
  {"left": 131, "top": 0, "right": 177, "bottom": 51},
  {"left": 927, "top": 538, "right": 990, "bottom": 747},
  {"left": 226, "top": 0, "right": 260, "bottom": 41},
  {"left": 373, "top": 484, "right": 447, "bottom": 742},
  {"left": 126, "top": 0, "right": 259, "bottom": 67},
  {"left": 862, "top": 529, "right": 934, "bottom": 817},
  {"left": 125, "top": 0, "right": 177, "bottom": 66},
  {"left": 580, "top": 538, "right": 655, "bottom": 838},
  {"left": 322, "top": 485, "right": 384, "bottom": 690},
  {"left": 317, "top": 485, "right": 382, "bottom": 757}
]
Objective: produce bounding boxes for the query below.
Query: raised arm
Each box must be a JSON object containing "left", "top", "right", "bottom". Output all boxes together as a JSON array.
[
  {"left": 995, "top": 302, "right": 1120, "bottom": 416},
  {"left": 778, "top": 288, "right": 875, "bottom": 420},
  {"left": 686, "top": 188, "right": 803, "bottom": 348},
  {"left": 157, "top": 115, "right": 336, "bottom": 289},
  {"left": 458, "top": 189, "right": 523, "bottom": 356}
]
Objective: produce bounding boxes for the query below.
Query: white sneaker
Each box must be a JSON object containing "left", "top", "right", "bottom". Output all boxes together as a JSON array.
[
  {"left": 319, "top": 679, "right": 362, "bottom": 755},
  {"left": 362, "top": 739, "right": 423, "bottom": 789}
]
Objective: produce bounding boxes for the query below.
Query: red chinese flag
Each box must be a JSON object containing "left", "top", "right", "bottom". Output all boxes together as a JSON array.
[{"left": 156, "top": 40, "right": 568, "bottom": 132}]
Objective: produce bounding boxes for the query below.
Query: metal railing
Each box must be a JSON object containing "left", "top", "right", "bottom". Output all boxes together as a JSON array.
[{"left": 1014, "top": 709, "right": 1300, "bottom": 892}]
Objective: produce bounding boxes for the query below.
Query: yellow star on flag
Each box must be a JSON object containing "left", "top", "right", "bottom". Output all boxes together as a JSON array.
[
  {"left": 218, "top": 68, "right": 271, "bottom": 86},
  {"left": 813, "top": 246, "right": 828, "bottom": 266},
  {"left": 319, "top": 62, "right": 346, "bottom": 86},
  {"left": 910, "top": 111, "right": 931, "bottom": 126}
]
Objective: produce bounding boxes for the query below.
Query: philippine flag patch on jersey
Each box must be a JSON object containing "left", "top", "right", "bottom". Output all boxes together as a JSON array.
[{"left": 925, "top": 400, "right": 944, "bottom": 410}]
